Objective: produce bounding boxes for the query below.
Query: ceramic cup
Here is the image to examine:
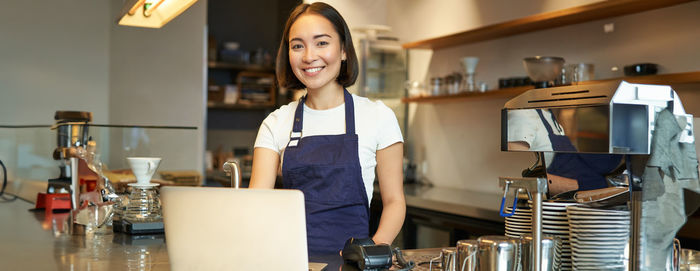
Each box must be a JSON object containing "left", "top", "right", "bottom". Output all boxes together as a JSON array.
[{"left": 127, "top": 157, "right": 162, "bottom": 185}]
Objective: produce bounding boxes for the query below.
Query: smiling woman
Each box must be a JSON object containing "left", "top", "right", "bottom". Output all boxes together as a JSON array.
[{"left": 248, "top": 2, "right": 406, "bottom": 257}]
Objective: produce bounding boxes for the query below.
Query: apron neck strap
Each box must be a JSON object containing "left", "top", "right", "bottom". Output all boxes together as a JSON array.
[
  {"left": 291, "top": 89, "right": 355, "bottom": 135},
  {"left": 343, "top": 89, "right": 356, "bottom": 135},
  {"left": 536, "top": 109, "right": 557, "bottom": 135}
]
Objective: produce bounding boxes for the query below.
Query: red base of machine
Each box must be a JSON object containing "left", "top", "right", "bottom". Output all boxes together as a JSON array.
[{"left": 35, "top": 193, "right": 71, "bottom": 211}]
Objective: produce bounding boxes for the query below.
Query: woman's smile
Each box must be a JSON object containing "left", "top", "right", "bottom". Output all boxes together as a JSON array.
[{"left": 302, "top": 66, "right": 325, "bottom": 76}]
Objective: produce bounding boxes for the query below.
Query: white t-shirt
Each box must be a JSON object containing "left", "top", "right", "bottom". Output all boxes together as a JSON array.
[
  {"left": 507, "top": 109, "right": 563, "bottom": 151},
  {"left": 507, "top": 109, "right": 564, "bottom": 165},
  {"left": 254, "top": 94, "right": 404, "bottom": 203}
]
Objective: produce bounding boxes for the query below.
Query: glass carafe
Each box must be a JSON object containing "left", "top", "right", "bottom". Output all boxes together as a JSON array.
[{"left": 124, "top": 185, "right": 161, "bottom": 222}]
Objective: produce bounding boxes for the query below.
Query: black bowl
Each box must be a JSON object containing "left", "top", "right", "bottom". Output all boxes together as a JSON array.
[{"left": 624, "top": 63, "right": 658, "bottom": 76}]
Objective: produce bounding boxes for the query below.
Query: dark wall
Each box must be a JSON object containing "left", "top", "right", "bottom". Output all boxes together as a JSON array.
[
  {"left": 208, "top": 0, "right": 300, "bottom": 55},
  {"left": 207, "top": 0, "right": 300, "bottom": 131}
]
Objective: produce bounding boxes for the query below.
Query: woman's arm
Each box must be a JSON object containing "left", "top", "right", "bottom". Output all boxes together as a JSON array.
[
  {"left": 372, "top": 142, "right": 406, "bottom": 245},
  {"left": 547, "top": 174, "right": 579, "bottom": 196},
  {"left": 248, "top": 147, "right": 280, "bottom": 189}
]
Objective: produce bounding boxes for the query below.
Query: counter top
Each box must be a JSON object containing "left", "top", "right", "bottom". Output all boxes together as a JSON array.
[
  {"left": 0, "top": 198, "right": 447, "bottom": 271},
  {"left": 0, "top": 199, "right": 170, "bottom": 270},
  {"left": 394, "top": 184, "right": 504, "bottom": 223}
]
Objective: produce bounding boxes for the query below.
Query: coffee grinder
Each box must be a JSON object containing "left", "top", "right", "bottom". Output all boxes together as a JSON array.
[{"left": 40, "top": 111, "right": 92, "bottom": 211}]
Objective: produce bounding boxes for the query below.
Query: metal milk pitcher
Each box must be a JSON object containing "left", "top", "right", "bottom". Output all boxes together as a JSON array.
[{"left": 477, "top": 235, "right": 521, "bottom": 271}]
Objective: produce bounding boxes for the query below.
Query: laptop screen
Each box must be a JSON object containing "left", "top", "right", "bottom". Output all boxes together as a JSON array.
[{"left": 161, "top": 187, "right": 309, "bottom": 270}]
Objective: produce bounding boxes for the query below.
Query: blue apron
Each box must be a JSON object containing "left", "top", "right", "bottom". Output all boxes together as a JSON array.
[
  {"left": 282, "top": 89, "right": 370, "bottom": 256},
  {"left": 537, "top": 109, "right": 621, "bottom": 191}
]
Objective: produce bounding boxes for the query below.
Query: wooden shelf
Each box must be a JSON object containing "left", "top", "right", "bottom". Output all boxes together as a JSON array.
[
  {"left": 402, "top": 0, "right": 694, "bottom": 50},
  {"left": 587, "top": 71, "right": 700, "bottom": 85},
  {"left": 207, "top": 102, "right": 275, "bottom": 110},
  {"left": 402, "top": 86, "right": 533, "bottom": 103},
  {"left": 207, "top": 61, "right": 274, "bottom": 72},
  {"left": 402, "top": 71, "right": 700, "bottom": 104}
]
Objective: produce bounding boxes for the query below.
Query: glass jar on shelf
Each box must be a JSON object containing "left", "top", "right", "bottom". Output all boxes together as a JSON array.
[{"left": 430, "top": 77, "right": 443, "bottom": 96}]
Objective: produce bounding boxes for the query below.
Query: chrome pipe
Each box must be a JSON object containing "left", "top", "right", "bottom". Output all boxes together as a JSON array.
[
  {"left": 223, "top": 161, "right": 241, "bottom": 189},
  {"left": 533, "top": 192, "right": 543, "bottom": 271},
  {"left": 630, "top": 190, "right": 642, "bottom": 271},
  {"left": 70, "top": 157, "right": 79, "bottom": 209}
]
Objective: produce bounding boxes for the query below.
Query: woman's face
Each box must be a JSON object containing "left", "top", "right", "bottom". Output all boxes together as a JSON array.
[{"left": 288, "top": 14, "right": 346, "bottom": 91}]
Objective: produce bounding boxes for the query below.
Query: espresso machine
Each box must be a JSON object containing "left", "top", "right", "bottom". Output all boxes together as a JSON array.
[{"left": 501, "top": 80, "right": 698, "bottom": 270}]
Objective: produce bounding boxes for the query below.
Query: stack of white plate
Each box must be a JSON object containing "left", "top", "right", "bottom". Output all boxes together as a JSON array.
[
  {"left": 528, "top": 200, "right": 579, "bottom": 271},
  {"left": 566, "top": 205, "right": 629, "bottom": 271},
  {"left": 504, "top": 205, "right": 532, "bottom": 238}
]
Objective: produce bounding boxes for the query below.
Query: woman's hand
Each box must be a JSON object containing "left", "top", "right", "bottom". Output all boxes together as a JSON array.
[
  {"left": 249, "top": 147, "right": 280, "bottom": 189},
  {"left": 372, "top": 142, "right": 406, "bottom": 245}
]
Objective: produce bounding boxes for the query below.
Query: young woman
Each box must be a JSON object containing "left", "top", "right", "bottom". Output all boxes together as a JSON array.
[{"left": 249, "top": 2, "right": 406, "bottom": 256}]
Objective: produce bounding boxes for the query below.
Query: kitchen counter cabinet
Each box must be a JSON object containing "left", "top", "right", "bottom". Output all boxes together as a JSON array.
[
  {"left": 371, "top": 184, "right": 505, "bottom": 249},
  {"left": 401, "top": 184, "right": 503, "bottom": 223}
]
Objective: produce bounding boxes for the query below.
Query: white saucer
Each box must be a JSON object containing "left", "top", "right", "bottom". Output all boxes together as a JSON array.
[
  {"left": 570, "top": 224, "right": 630, "bottom": 229},
  {"left": 506, "top": 221, "right": 531, "bottom": 226},
  {"left": 543, "top": 224, "right": 569, "bottom": 230},
  {"left": 568, "top": 215, "right": 630, "bottom": 220},
  {"left": 543, "top": 219, "right": 569, "bottom": 225},
  {"left": 505, "top": 217, "right": 530, "bottom": 222},
  {"left": 569, "top": 219, "right": 629, "bottom": 225},
  {"left": 567, "top": 206, "right": 629, "bottom": 215},
  {"left": 128, "top": 183, "right": 160, "bottom": 188},
  {"left": 570, "top": 235, "right": 628, "bottom": 241}
]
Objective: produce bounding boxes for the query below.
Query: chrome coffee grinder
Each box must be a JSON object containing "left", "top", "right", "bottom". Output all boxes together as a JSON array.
[
  {"left": 48, "top": 111, "right": 92, "bottom": 208},
  {"left": 501, "top": 79, "right": 698, "bottom": 270},
  {"left": 46, "top": 111, "right": 120, "bottom": 234}
]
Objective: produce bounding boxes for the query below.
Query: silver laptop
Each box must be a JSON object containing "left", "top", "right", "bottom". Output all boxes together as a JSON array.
[{"left": 161, "top": 186, "right": 324, "bottom": 271}]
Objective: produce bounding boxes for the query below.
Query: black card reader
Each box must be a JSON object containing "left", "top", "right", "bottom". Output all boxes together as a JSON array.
[{"left": 341, "top": 238, "right": 393, "bottom": 271}]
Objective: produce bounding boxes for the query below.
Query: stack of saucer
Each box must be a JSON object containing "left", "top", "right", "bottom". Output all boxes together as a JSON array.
[
  {"left": 529, "top": 200, "right": 579, "bottom": 271},
  {"left": 566, "top": 205, "right": 629, "bottom": 270},
  {"left": 504, "top": 205, "right": 532, "bottom": 238}
]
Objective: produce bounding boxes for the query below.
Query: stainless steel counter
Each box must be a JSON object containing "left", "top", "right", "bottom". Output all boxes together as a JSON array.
[{"left": 398, "top": 184, "right": 504, "bottom": 223}]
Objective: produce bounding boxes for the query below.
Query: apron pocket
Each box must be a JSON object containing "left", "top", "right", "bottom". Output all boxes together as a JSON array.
[{"left": 285, "top": 164, "right": 364, "bottom": 204}]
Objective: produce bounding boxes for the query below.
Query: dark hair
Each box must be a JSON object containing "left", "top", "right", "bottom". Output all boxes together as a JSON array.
[{"left": 276, "top": 2, "right": 358, "bottom": 90}]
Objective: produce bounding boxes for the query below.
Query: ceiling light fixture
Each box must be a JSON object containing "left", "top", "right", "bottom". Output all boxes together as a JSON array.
[{"left": 117, "top": 0, "right": 199, "bottom": 28}]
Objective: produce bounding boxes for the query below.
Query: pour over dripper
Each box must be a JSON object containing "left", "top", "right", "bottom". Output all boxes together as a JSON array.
[
  {"left": 127, "top": 157, "right": 161, "bottom": 186},
  {"left": 460, "top": 57, "right": 479, "bottom": 92}
]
